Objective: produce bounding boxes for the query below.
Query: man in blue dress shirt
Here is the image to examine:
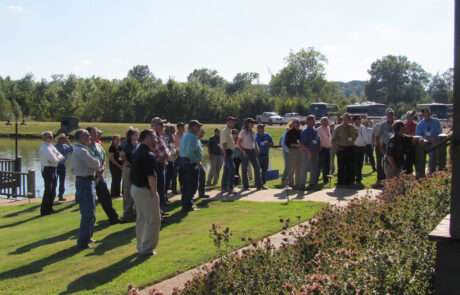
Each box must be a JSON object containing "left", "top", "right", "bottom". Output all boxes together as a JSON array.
[
  {"left": 299, "top": 115, "right": 321, "bottom": 190},
  {"left": 54, "top": 133, "right": 73, "bottom": 201},
  {"left": 416, "top": 107, "right": 442, "bottom": 174},
  {"left": 255, "top": 124, "right": 273, "bottom": 185},
  {"left": 179, "top": 120, "right": 204, "bottom": 212}
]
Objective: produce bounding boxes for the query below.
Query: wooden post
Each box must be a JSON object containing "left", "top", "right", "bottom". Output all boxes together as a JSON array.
[
  {"left": 438, "top": 134, "right": 448, "bottom": 171},
  {"left": 415, "top": 141, "right": 426, "bottom": 179},
  {"left": 27, "top": 169, "right": 35, "bottom": 198}
]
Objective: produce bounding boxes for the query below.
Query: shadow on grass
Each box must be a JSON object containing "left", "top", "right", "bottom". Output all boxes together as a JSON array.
[
  {"left": 0, "top": 203, "right": 76, "bottom": 230},
  {"left": 87, "top": 226, "right": 135, "bottom": 256},
  {"left": 1, "top": 204, "right": 41, "bottom": 218},
  {"left": 0, "top": 246, "right": 81, "bottom": 280},
  {"left": 60, "top": 253, "right": 149, "bottom": 294},
  {"left": 9, "top": 223, "right": 111, "bottom": 255}
]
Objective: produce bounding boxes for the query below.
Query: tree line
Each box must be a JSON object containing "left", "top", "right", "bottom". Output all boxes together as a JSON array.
[{"left": 0, "top": 47, "right": 453, "bottom": 123}]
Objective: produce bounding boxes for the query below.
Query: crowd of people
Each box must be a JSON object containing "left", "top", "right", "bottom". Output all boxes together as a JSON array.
[{"left": 37, "top": 106, "right": 444, "bottom": 253}]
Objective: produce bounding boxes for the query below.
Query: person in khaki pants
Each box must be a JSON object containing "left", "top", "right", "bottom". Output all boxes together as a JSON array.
[
  {"left": 121, "top": 128, "right": 138, "bottom": 222},
  {"left": 130, "top": 129, "right": 161, "bottom": 256}
]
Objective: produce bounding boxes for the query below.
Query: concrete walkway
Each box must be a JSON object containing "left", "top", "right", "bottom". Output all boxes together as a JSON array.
[{"left": 138, "top": 186, "right": 382, "bottom": 295}]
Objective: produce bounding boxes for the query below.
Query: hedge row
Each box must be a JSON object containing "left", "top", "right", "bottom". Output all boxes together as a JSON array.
[{"left": 179, "top": 171, "right": 451, "bottom": 294}]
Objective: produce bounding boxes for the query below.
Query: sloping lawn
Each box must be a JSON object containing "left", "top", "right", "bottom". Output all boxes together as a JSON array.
[{"left": 0, "top": 199, "right": 324, "bottom": 294}]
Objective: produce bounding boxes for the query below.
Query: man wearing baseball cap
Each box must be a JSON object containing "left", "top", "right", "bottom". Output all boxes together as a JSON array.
[
  {"left": 220, "top": 116, "right": 238, "bottom": 193},
  {"left": 179, "top": 120, "right": 204, "bottom": 211}
]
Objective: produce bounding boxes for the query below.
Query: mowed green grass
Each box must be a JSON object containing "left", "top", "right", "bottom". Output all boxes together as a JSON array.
[
  {"left": 0, "top": 121, "right": 287, "bottom": 145},
  {"left": 0, "top": 199, "right": 324, "bottom": 294}
]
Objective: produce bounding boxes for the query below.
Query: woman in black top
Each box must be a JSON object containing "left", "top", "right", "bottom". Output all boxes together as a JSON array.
[{"left": 109, "top": 134, "right": 123, "bottom": 197}]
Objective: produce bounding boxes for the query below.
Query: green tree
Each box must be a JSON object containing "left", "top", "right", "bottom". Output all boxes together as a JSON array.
[
  {"left": 226, "top": 72, "right": 259, "bottom": 94},
  {"left": 187, "top": 68, "right": 226, "bottom": 88},
  {"left": 269, "top": 47, "right": 327, "bottom": 97},
  {"left": 428, "top": 73, "right": 449, "bottom": 103},
  {"left": 127, "top": 65, "right": 156, "bottom": 84},
  {"left": 365, "top": 55, "right": 429, "bottom": 105}
]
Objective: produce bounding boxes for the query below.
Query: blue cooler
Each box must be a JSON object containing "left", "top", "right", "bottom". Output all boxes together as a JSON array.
[{"left": 266, "top": 169, "right": 279, "bottom": 180}]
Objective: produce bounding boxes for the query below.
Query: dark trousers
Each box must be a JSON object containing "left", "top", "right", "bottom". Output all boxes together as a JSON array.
[
  {"left": 179, "top": 158, "right": 198, "bottom": 211},
  {"left": 241, "top": 149, "right": 262, "bottom": 189},
  {"left": 233, "top": 157, "right": 241, "bottom": 186},
  {"left": 404, "top": 145, "right": 415, "bottom": 174},
  {"left": 165, "top": 160, "right": 178, "bottom": 194},
  {"left": 109, "top": 163, "right": 122, "bottom": 197},
  {"left": 353, "top": 146, "right": 365, "bottom": 182},
  {"left": 95, "top": 179, "right": 119, "bottom": 223},
  {"left": 257, "top": 154, "right": 269, "bottom": 184},
  {"left": 198, "top": 166, "right": 206, "bottom": 196},
  {"left": 375, "top": 146, "right": 385, "bottom": 181},
  {"left": 155, "top": 163, "right": 166, "bottom": 205},
  {"left": 319, "top": 148, "right": 330, "bottom": 183},
  {"left": 176, "top": 157, "right": 183, "bottom": 192},
  {"left": 364, "top": 144, "right": 376, "bottom": 171},
  {"left": 56, "top": 164, "right": 66, "bottom": 197},
  {"left": 41, "top": 166, "right": 57, "bottom": 215},
  {"left": 337, "top": 147, "right": 354, "bottom": 185},
  {"left": 221, "top": 151, "right": 235, "bottom": 190}
]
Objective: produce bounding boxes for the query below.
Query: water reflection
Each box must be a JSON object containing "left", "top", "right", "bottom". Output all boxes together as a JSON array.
[{"left": 0, "top": 138, "right": 211, "bottom": 197}]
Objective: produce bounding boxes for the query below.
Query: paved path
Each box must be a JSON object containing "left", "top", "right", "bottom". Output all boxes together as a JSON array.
[{"left": 138, "top": 187, "right": 382, "bottom": 295}]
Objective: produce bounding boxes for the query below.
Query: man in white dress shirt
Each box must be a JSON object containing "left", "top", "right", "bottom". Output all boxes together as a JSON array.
[
  {"left": 352, "top": 115, "right": 367, "bottom": 184},
  {"left": 39, "top": 131, "right": 64, "bottom": 216}
]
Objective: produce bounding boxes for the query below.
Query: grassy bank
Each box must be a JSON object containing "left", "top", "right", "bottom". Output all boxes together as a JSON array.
[
  {"left": 0, "top": 121, "right": 287, "bottom": 144},
  {"left": 0, "top": 198, "right": 324, "bottom": 294}
]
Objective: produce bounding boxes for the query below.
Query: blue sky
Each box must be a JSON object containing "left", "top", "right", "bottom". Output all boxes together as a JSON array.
[{"left": 0, "top": 0, "right": 454, "bottom": 83}]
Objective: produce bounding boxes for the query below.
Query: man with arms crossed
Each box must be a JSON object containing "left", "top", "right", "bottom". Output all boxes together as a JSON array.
[{"left": 131, "top": 129, "right": 161, "bottom": 256}]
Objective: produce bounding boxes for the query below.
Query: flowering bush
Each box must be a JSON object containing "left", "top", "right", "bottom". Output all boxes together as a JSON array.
[{"left": 178, "top": 171, "right": 450, "bottom": 294}]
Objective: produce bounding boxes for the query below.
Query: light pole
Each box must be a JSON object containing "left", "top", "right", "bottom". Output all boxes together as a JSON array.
[{"left": 5, "top": 114, "right": 27, "bottom": 168}]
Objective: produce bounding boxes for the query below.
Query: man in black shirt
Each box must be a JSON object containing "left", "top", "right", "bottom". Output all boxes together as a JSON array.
[
  {"left": 130, "top": 129, "right": 160, "bottom": 256},
  {"left": 384, "top": 120, "right": 422, "bottom": 179},
  {"left": 284, "top": 119, "right": 302, "bottom": 189}
]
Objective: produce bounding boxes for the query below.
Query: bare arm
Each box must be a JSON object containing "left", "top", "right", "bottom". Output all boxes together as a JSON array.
[{"left": 109, "top": 152, "right": 123, "bottom": 170}]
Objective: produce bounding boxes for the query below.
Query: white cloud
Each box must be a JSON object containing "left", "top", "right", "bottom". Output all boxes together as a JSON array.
[
  {"left": 375, "top": 23, "right": 391, "bottom": 34},
  {"left": 7, "top": 5, "right": 23, "bottom": 12},
  {"left": 82, "top": 60, "right": 92, "bottom": 65},
  {"left": 112, "top": 58, "right": 121, "bottom": 63},
  {"left": 322, "top": 45, "right": 337, "bottom": 51}
]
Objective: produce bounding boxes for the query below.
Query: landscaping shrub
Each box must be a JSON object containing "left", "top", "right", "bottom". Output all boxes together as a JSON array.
[{"left": 179, "top": 171, "right": 451, "bottom": 294}]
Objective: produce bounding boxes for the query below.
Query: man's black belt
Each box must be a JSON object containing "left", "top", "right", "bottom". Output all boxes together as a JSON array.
[{"left": 76, "top": 175, "right": 95, "bottom": 180}]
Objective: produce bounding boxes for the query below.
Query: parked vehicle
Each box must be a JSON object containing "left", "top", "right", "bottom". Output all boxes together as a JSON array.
[
  {"left": 282, "top": 112, "right": 307, "bottom": 124},
  {"left": 256, "top": 112, "right": 283, "bottom": 125},
  {"left": 416, "top": 103, "right": 452, "bottom": 128},
  {"left": 310, "top": 102, "right": 339, "bottom": 124},
  {"left": 346, "top": 102, "right": 386, "bottom": 122}
]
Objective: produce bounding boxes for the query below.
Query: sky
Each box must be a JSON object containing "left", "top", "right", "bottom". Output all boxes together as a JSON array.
[{"left": 0, "top": 0, "right": 454, "bottom": 84}]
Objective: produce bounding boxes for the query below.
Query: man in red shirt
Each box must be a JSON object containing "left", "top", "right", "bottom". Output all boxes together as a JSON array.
[{"left": 404, "top": 111, "right": 417, "bottom": 136}]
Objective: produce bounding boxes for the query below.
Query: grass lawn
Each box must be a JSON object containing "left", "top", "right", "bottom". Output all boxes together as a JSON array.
[
  {"left": 0, "top": 198, "right": 324, "bottom": 294},
  {"left": 0, "top": 121, "right": 287, "bottom": 145},
  {"left": 206, "top": 148, "right": 379, "bottom": 191}
]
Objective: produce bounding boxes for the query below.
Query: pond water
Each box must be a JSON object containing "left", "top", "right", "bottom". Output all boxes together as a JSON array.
[{"left": 0, "top": 138, "right": 211, "bottom": 197}]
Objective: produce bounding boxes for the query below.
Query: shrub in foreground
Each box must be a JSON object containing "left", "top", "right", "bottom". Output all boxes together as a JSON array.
[{"left": 179, "top": 171, "right": 451, "bottom": 294}]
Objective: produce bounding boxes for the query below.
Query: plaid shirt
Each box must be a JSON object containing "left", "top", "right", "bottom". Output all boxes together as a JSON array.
[{"left": 153, "top": 135, "right": 170, "bottom": 163}]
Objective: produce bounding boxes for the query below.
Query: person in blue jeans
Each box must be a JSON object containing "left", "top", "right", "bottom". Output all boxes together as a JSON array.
[
  {"left": 70, "top": 129, "right": 100, "bottom": 249},
  {"left": 256, "top": 124, "right": 273, "bottom": 184},
  {"left": 54, "top": 133, "right": 73, "bottom": 201},
  {"left": 299, "top": 115, "right": 321, "bottom": 190},
  {"left": 237, "top": 118, "right": 266, "bottom": 190},
  {"left": 220, "top": 116, "right": 238, "bottom": 194}
]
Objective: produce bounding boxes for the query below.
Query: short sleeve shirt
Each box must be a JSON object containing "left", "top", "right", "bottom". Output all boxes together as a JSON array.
[
  {"left": 386, "top": 134, "right": 413, "bottom": 168},
  {"left": 300, "top": 126, "right": 321, "bottom": 152},
  {"left": 220, "top": 126, "right": 235, "bottom": 151},
  {"left": 376, "top": 121, "right": 394, "bottom": 146},
  {"left": 238, "top": 129, "right": 256, "bottom": 150},
  {"left": 130, "top": 144, "right": 157, "bottom": 188},
  {"left": 108, "top": 144, "right": 123, "bottom": 166},
  {"left": 122, "top": 141, "right": 137, "bottom": 164}
]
